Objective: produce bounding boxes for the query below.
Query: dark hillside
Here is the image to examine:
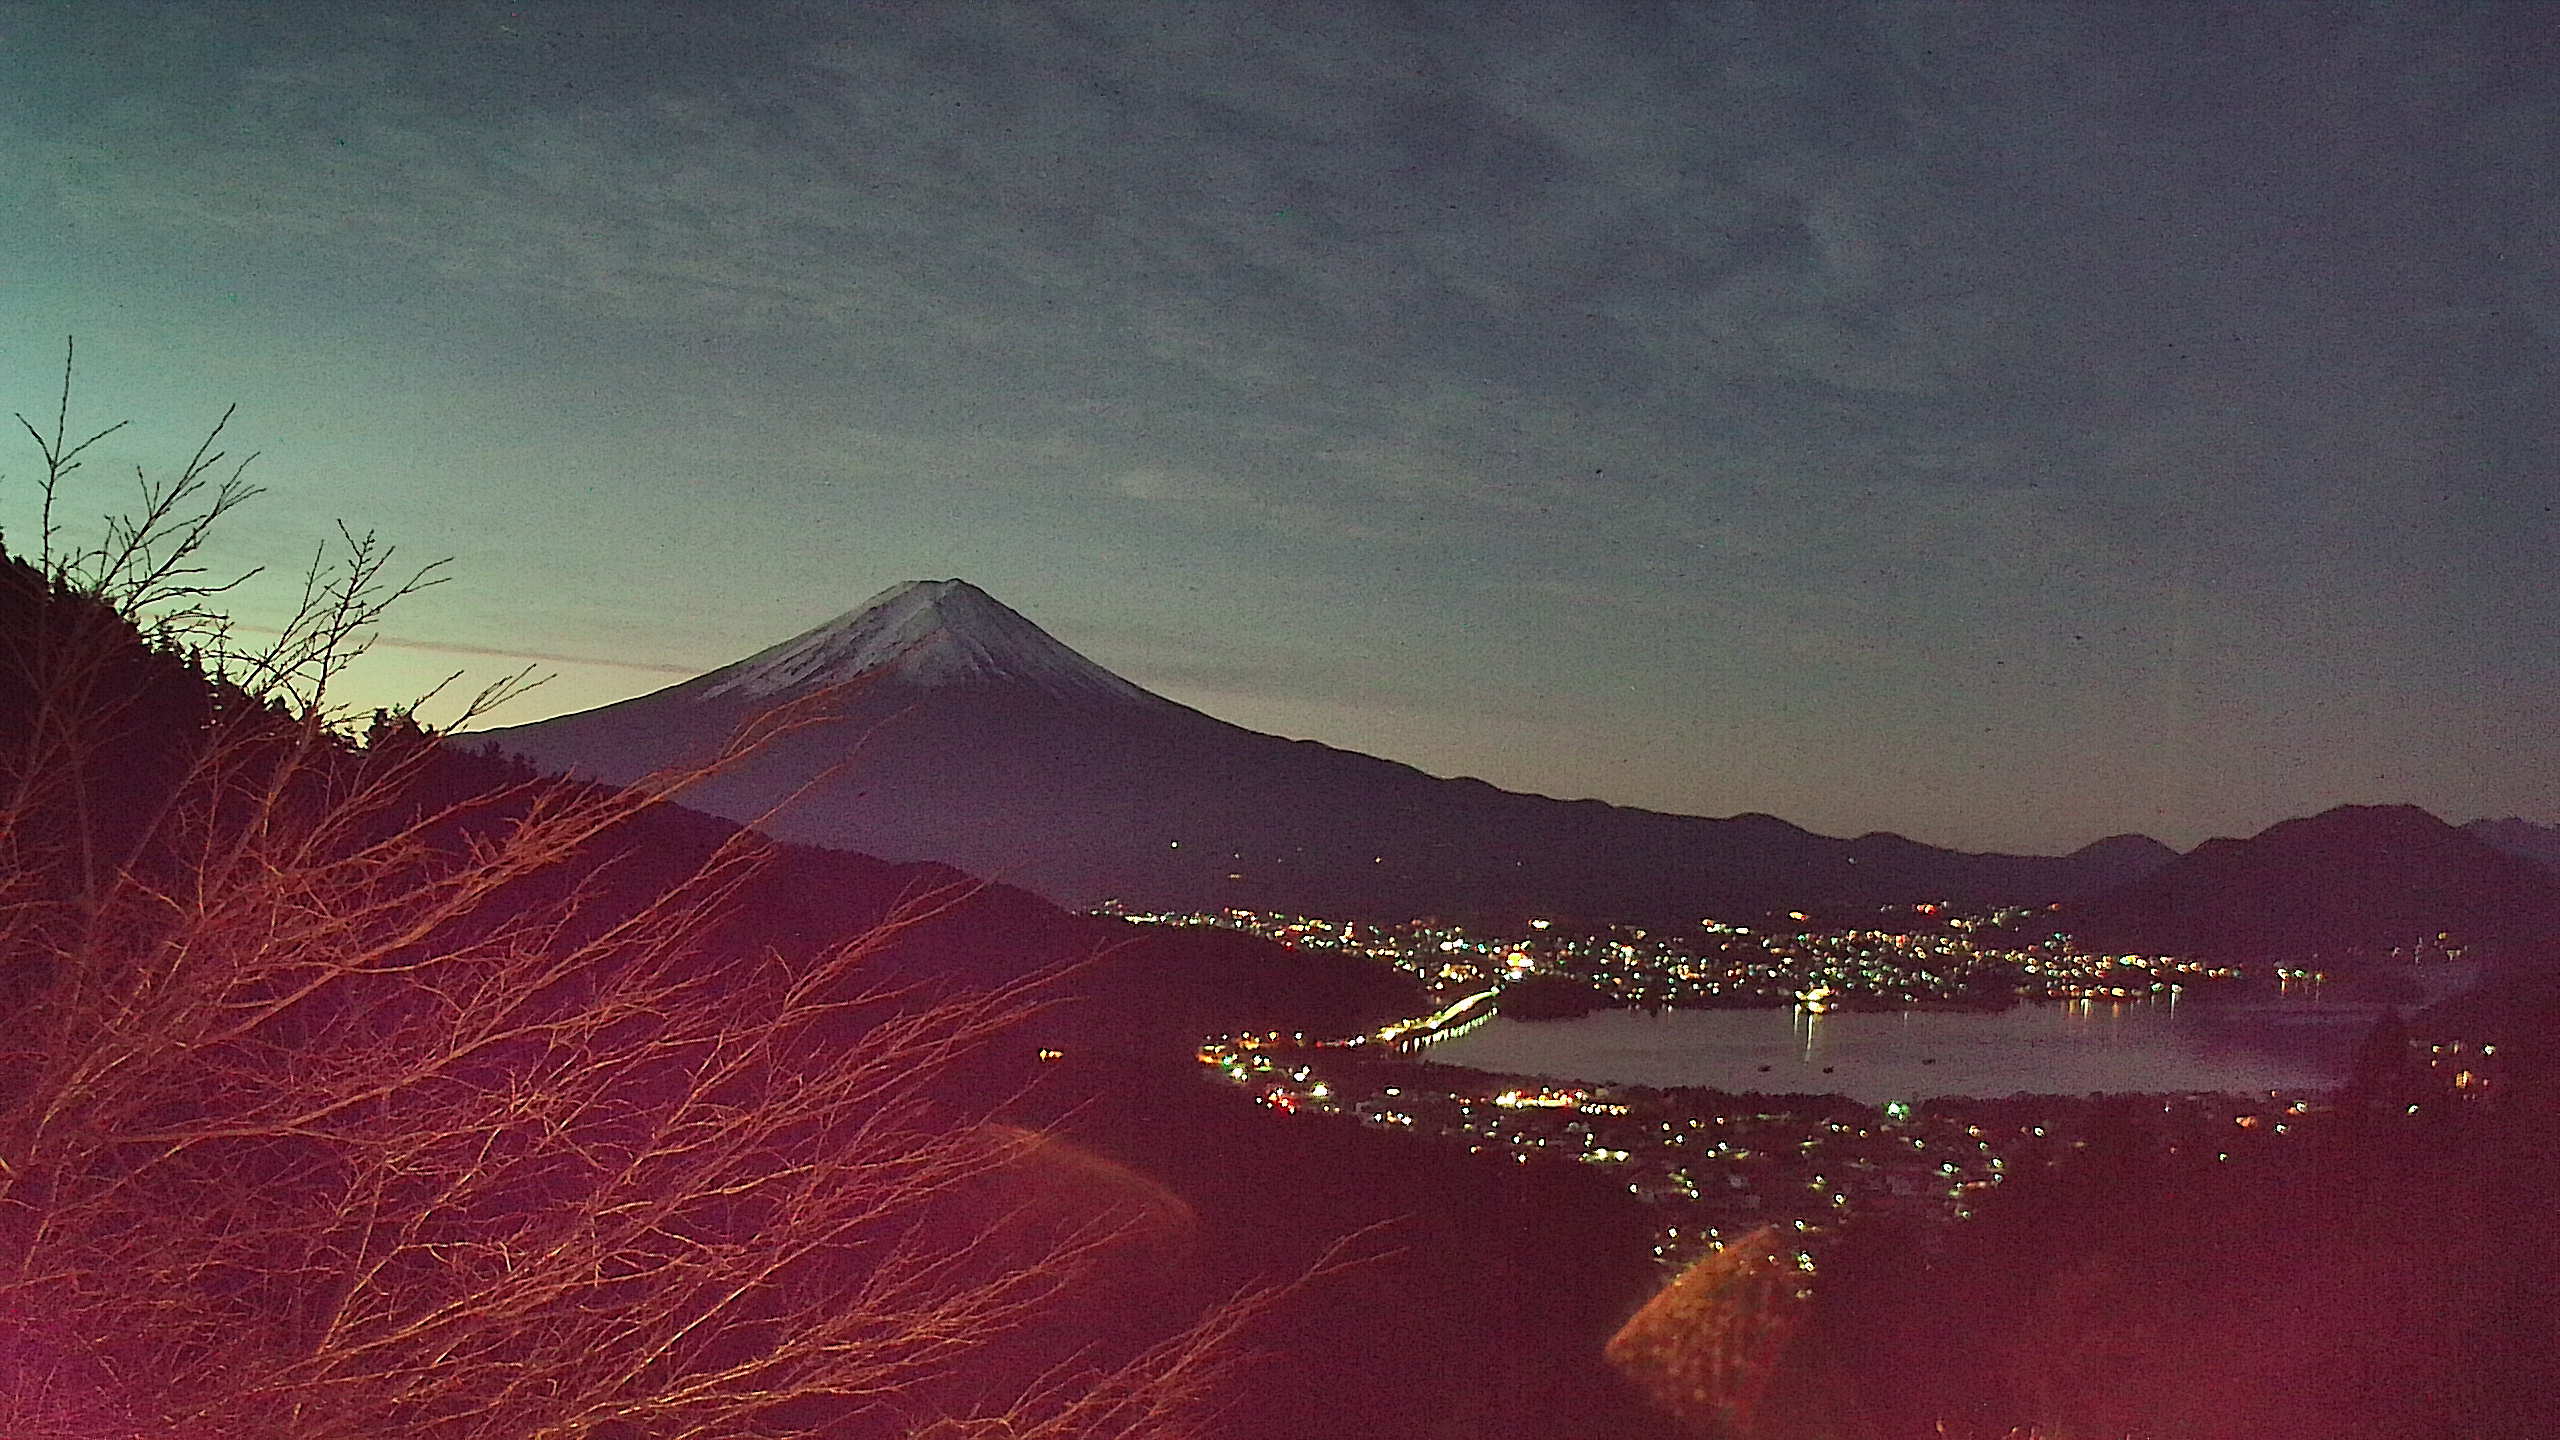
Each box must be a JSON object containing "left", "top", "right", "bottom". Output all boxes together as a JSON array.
[
  {"left": 2465, "top": 815, "right": 2560, "bottom": 875},
  {"left": 2061, "top": 803, "right": 2560, "bottom": 963},
  {"left": 1013, "top": 1048, "right": 1682, "bottom": 1440},
  {"left": 1748, "top": 1042, "right": 2560, "bottom": 1440},
  {"left": 2, "top": 549, "right": 1666, "bottom": 1436}
]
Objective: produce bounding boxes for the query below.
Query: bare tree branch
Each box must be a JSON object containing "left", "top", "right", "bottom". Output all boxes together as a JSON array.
[{"left": 0, "top": 352, "right": 1266, "bottom": 1440}]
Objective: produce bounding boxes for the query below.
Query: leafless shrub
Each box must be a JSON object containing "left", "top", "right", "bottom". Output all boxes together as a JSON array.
[{"left": 0, "top": 349, "right": 1249, "bottom": 1439}]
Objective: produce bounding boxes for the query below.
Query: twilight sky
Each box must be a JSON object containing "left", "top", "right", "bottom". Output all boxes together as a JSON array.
[{"left": 2, "top": 1, "right": 2553, "bottom": 854}]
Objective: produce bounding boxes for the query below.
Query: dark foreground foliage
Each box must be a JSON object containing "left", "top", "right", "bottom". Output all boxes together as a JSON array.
[{"left": 1610, "top": 1018, "right": 2560, "bottom": 1440}]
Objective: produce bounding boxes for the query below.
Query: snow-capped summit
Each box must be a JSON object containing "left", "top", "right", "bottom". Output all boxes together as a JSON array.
[
  {"left": 476, "top": 579, "right": 2190, "bottom": 925},
  {"left": 698, "top": 579, "right": 1155, "bottom": 707}
]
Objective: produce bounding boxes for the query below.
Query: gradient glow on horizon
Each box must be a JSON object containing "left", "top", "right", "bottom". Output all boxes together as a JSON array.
[{"left": 1, "top": 1, "right": 2551, "bottom": 854}]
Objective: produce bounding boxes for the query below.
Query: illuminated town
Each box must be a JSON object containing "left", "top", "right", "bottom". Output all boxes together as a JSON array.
[
  {"left": 1099, "top": 901, "right": 2270, "bottom": 1010},
  {"left": 1105, "top": 903, "right": 2496, "bottom": 1271}
]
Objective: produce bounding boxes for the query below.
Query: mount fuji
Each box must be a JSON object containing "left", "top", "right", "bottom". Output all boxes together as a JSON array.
[
  {"left": 695, "top": 579, "right": 1156, "bottom": 708},
  {"left": 472, "top": 580, "right": 2169, "bottom": 923}
]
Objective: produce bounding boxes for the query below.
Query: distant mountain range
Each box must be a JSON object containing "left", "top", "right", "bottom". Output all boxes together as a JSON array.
[
  {"left": 473, "top": 580, "right": 2183, "bottom": 926},
  {"left": 2062, "top": 803, "right": 2560, "bottom": 962},
  {"left": 2464, "top": 816, "right": 2560, "bottom": 875}
]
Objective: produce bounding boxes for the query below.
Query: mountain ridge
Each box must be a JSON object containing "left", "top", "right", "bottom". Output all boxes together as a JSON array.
[
  {"left": 474, "top": 578, "right": 2176, "bottom": 924},
  {"left": 2061, "top": 803, "right": 2559, "bottom": 962},
  {"left": 2464, "top": 815, "right": 2560, "bottom": 875}
]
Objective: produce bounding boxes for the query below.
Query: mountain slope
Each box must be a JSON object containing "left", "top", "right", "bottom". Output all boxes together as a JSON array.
[
  {"left": 2465, "top": 816, "right": 2560, "bottom": 876},
  {"left": 475, "top": 580, "right": 2163, "bottom": 924},
  {"left": 701, "top": 578, "right": 1157, "bottom": 706},
  {"left": 0, "top": 552, "right": 1651, "bottom": 1440},
  {"left": 2064, "top": 832, "right": 2183, "bottom": 889},
  {"left": 2062, "top": 803, "right": 2560, "bottom": 962}
]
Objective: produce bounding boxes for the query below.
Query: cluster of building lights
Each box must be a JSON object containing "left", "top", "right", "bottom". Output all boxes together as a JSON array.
[
  {"left": 1191, "top": 1006, "right": 2442, "bottom": 1269},
  {"left": 1101, "top": 901, "right": 2256, "bottom": 1011},
  {"left": 1154, "top": 902, "right": 2504, "bottom": 1273}
]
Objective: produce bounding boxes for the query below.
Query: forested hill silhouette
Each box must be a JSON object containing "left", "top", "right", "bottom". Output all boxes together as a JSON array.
[
  {"left": 2061, "top": 803, "right": 2560, "bottom": 964},
  {"left": 477, "top": 579, "right": 2173, "bottom": 925},
  {"left": 0, "top": 544, "right": 1673, "bottom": 1439},
  {"left": 0, "top": 553, "right": 1418, "bottom": 1070}
]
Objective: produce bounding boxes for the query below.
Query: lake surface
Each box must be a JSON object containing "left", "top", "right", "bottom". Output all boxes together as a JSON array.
[{"left": 1428, "top": 968, "right": 2479, "bottom": 1102}]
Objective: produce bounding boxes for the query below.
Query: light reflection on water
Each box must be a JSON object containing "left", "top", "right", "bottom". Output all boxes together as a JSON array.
[{"left": 1428, "top": 975, "right": 2468, "bottom": 1101}]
